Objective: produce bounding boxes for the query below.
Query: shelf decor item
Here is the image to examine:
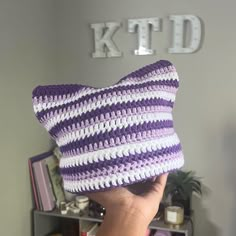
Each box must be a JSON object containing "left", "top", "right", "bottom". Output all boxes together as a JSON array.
[
  {"left": 32, "top": 60, "right": 184, "bottom": 193},
  {"left": 75, "top": 196, "right": 89, "bottom": 212},
  {"left": 88, "top": 200, "right": 106, "bottom": 218},
  {"left": 164, "top": 170, "right": 202, "bottom": 216},
  {"left": 164, "top": 206, "right": 184, "bottom": 226},
  {"left": 154, "top": 230, "right": 172, "bottom": 236}
]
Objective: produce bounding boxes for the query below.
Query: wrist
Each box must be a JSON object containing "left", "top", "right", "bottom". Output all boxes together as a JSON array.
[
  {"left": 107, "top": 204, "right": 150, "bottom": 225},
  {"left": 97, "top": 205, "right": 149, "bottom": 236}
]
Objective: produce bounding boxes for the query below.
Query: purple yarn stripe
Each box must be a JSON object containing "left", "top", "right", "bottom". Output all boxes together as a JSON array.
[
  {"left": 32, "top": 60, "right": 175, "bottom": 99},
  {"left": 59, "top": 120, "right": 174, "bottom": 154},
  {"left": 35, "top": 80, "right": 178, "bottom": 122},
  {"left": 32, "top": 84, "right": 85, "bottom": 98},
  {"left": 32, "top": 81, "right": 177, "bottom": 109},
  {"left": 55, "top": 106, "right": 172, "bottom": 141},
  {"left": 63, "top": 166, "right": 182, "bottom": 194},
  {"left": 118, "top": 60, "right": 174, "bottom": 84},
  {"left": 46, "top": 98, "right": 173, "bottom": 137},
  {"left": 40, "top": 95, "right": 174, "bottom": 126},
  {"left": 60, "top": 143, "right": 181, "bottom": 177},
  {"left": 62, "top": 127, "right": 174, "bottom": 157},
  {"left": 38, "top": 84, "right": 176, "bottom": 124},
  {"left": 47, "top": 98, "right": 174, "bottom": 138},
  {"left": 62, "top": 150, "right": 183, "bottom": 182}
]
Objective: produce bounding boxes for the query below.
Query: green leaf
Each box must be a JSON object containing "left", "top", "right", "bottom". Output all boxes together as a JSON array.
[{"left": 164, "top": 170, "right": 202, "bottom": 200}]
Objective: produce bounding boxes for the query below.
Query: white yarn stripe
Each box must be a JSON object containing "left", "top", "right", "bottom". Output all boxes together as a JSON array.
[
  {"left": 56, "top": 106, "right": 172, "bottom": 138},
  {"left": 33, "top": 71, "right": 178, "bottom": 113},
  {"left": 59, "top": 132, "right": 180, "bottom": 168},
  {"left": 56, "top": 112, "right": 173, "bottom": 146},
  {"left": 43, "top": 91, "right": 175, "bottom": 131},
  {"left": 62, "top": 154, "right": 184, "bottom": 192}
]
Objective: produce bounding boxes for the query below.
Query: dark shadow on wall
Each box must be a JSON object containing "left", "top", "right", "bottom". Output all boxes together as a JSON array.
[
  {"left": 192, "top": 194, "right": 222, "bottom": 236},
  {"left": 221, "top": 121, "right": 236, "bottom": 236}
]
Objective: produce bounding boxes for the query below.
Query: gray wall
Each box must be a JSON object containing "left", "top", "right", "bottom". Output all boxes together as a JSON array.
[
  {"left": 1, "top": 0, "right": 236, "bottom": 235},
  {"left": 0, "top": 1, "right": 57, "bottom": 235}
]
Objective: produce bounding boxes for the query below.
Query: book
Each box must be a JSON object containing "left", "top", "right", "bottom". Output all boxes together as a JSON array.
[
  {"left": 44, "top": 154, "right": 65, "bottom": 207},
  {"left": 34, "top": 167, "right": 43, "bottom": 210},
  {"left": 28, "top": 159, "right": 39, "bottom": 210},
  {"left": 47, "top": 234, "right": 63, "bottom": 236},
  {"left": 80, "top": 222, "right": 99, "bottom": 236},
  {"left": 33, "top": 160, "right": 56, "bottom": 211},
  {"left": 87, "top": 224, "right": 99, "bottom": 236},
  {"left": 29, "top": 151, "right": 53, "bottom": 210},
  {"left": 61, "top": 219, "right": 80, "bottom": 236},
  {"left": 154, "top": 230, "right": 172, "bottom": 236}
]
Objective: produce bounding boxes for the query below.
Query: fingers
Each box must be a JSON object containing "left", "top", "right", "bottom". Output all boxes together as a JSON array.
[
  {"left": 156, "top": 173, "right": 168, "bottom": 188},
  {"left": 85, "top": 174, "right": 168, "bottom": 211},
  {"left": 85, "top": 186, "right": 132, "bottom": 208},
  {"left": 142, "top": 173, "right": 168, "bottom": 204}
]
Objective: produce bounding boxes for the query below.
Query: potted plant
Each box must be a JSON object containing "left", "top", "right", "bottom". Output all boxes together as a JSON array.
[{"left": 164, "top": 170, "right": 202, "bottom": 216}]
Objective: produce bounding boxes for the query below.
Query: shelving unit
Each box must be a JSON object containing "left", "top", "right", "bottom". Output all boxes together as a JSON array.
[{"left": 33, "top": 209, "right": 192, "bottom": 236}]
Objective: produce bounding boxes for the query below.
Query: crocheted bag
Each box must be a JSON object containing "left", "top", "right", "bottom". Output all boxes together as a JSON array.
[{"left": 32, "top": 60, "right": 184, "bottom": 193}]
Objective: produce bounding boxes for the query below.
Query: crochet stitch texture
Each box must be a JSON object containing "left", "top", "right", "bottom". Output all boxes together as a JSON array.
[{"left": 32, "top": 60, "right": 184, "bottom": 193}]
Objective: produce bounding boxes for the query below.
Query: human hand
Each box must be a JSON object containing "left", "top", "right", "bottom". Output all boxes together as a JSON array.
[{"left": 86, "top": 173, "right": 168, "bottom": 236}]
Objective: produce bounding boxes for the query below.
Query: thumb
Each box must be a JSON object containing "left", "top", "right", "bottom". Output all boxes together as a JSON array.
[{"left": 142, "top": 173, "right": 168, "bottom": 204}]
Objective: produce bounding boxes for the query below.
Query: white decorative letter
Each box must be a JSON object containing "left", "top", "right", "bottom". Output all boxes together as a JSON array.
[
  {"left": 128, "top": 18, "right": 161, "bottom": 56},
  {"left": 168, "top": 15, "right": 202, "bottom": 53},
  {"left": 91, "top": 22, "right": 122, "bottom": 58}
]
